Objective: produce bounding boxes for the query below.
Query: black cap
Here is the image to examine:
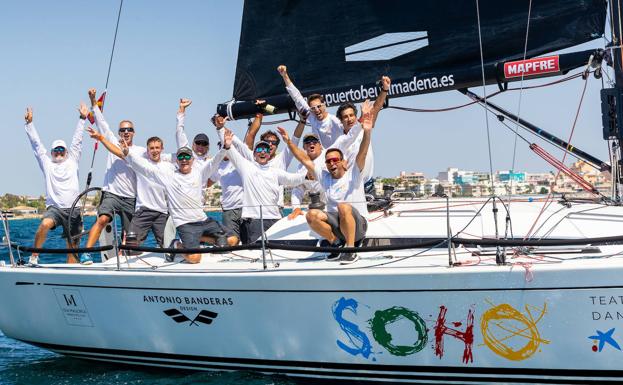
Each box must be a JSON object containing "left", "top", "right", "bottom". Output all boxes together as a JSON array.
[
  {"left": 193, "top": 133, "right": 209, "bottom": 144},
  {"left": 303, "top": 133, "right": 320, "bottom": 143},
  {"left": 176, "top": 146, "right": 193, "bottom": 157}
]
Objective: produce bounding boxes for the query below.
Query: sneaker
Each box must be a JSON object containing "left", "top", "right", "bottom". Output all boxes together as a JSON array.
[
  {"left": 339, "top": 252, "right": 359, "bottom": 265},
  {"left": 28, "top": 255, "right": 39, "bottom": 265},
  {"left": 320, "top": 239, "right": 343, "bottom": 261},
  {"left": 80, "top": 253, "right": 93, "bottom": 265}
]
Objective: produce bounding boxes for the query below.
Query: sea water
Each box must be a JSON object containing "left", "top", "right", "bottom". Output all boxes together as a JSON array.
[{"left": 0, "top": 216, "right": 296, "bottom": 385}]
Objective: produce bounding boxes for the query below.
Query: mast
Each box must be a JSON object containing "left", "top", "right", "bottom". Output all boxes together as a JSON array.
[{"left": 602, "top": 0, "right": 623, "bottom": 200}]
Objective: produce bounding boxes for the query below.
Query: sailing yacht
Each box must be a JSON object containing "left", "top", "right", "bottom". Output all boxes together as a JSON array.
[{"left": 2, "top": 0, "right": 623, "bottom": 383}]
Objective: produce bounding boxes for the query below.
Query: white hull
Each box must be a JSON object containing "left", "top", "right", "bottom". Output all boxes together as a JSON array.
[{"left": 2, "top": 198, "right": 623, "bottom": 383}]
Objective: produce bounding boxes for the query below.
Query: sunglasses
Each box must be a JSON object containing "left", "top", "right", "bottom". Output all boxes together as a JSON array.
[
  {"left": 265, "top": 140, "right": 279, "bottom": 146},
  {"left": 118, "top": 127, "right": 134, "bottom": 133},
  {"left": 303, "top": 138, "right": 319, "bottom": 145},
  {"left": 255, "top": 147, "right": 270, "bottom": 154},
  {"left": 309, "top": 104, "right": 324, "bottom": 111},
  {"left": 194, "top": 141, "right": 209, "bottom": 147},
  {"left": 177, "top": 154, "right": 192, "bottom": 161},
  {"left": 325, "top": 157, "right": 342, "bottom": 165},
  {"left": 52, "top": 147, "right": 66, "bottom": 153}
]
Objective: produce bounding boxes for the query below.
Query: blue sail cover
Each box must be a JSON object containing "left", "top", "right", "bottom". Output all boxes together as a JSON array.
[{"left": 222, "top": 0, "right": 605, "bottom": 117}]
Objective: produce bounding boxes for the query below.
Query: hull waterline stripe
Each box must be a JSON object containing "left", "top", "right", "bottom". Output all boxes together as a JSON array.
[
  {"left": 19, "top": 339, "right": 623, "bottom": 380},
  {"left": 37, "top": 282, "right": 623, "bottom": 293}
]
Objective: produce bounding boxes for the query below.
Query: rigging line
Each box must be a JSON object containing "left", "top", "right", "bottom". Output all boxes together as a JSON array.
[
  {"left": 508, "top": 0, "right": 533, "bottom": 213},
  {"left": 618, "top": 0, "right": 623, "bottom": 73},
  {"left": 105, "top": 0, "right": 124, "bottom": 90},
  {"left": 525, "top": 75, "right": 591, "bottom": 240},
  {"left": 475, "top": 0, "right": 495, "bottom": 192}
]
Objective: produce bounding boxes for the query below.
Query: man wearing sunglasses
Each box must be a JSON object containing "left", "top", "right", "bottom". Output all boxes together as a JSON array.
[
  {"left": 278, "top": 65, "right": 342, "bottom": 149},
  {"left": 23, "top": 104, "right": 87, "bottom": 265},
  {"left": 220, "top": 129, "right": 306, "bottom": 244},
  {"left": 123, "top": 145, "right": 237, "bottom": 263},
  {"left": 82, "top": 88, "right": 145, "bottom": 264},
  {"left": 280, "top": 107, "right": 374, "bottom": 265},
  {"left": 290, "top": 134, "right": 325, "bottom": 215}
]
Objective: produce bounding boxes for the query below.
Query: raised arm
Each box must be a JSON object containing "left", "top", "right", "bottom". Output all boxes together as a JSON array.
[
  {"left": 23, "top": 107, "right": 49, "bottom": 170},
  {"left": 87, "top": 127, "right": 125, "bottom": 159},
  {"left": 279, "top": 120, "right": 304, "bottom": 168},
  {"left": 222, "top": 128, "right": 254, "bottom": 178},
  {"left": 279, "top": 65, "right": 311, "bottom": 116},
  {"left": 355, "top": 109, "right": 373, "bottom": 172},
  {"left": 176, "top": 98, "right": 192, "bottom": 148},
  {"left": 277, "top": 126, "right": 314, "bottom": 176},
  {"left": 213, "top": 114, "right": 254, "bottom": 161},
  {"left": 89, "top": 88, "right": 115, "bottom": 142},
  {"left": 275, "top": 168, "right": 306, "bottom": 187},
  {"left": 371, "top": 76, "right": 390, "bottom": 126},
  {"left": 244, "top": 109, "right": 263, "bottom": 150},
  {"left": 68, "top": 103, "right": 88, "bottom": 162}
]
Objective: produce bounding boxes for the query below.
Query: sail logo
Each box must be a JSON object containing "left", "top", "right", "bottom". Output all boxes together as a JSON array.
[
  {"left": 504, "top": 56, "right": 560, "bottom": 79},
  {"left": 345, "top": 32, "right": 429, "bottom": 62}
]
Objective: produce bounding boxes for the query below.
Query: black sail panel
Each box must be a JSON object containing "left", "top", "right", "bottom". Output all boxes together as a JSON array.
[{"left": 222, "top": 0, "right": 605, "bottom": 118}]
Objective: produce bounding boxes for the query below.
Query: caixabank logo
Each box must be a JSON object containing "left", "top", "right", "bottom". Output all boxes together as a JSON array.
[{"left": 163, "top": 308, "right": 218, "bottom": 326}]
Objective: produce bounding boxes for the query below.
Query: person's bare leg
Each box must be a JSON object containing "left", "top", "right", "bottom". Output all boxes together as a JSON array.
[
  {"left": 337, "top": 203, "right": 356, "bottom": 247},
  {"left": 33, "top": 218, "right": 55, "bottom": 259},
  {"left": 86, "top": 214, "right": 111, "bottom": 247},
  {"left": 227, "top": 236, "right": 239, "bottom": 246},
  {"left": 66, "top": 239, "right": 79, "bottom": 264},
  {"left": 306, "top": 209, "right": 336, "bottom": 243},
  {"left": 183, "top": 253, "right": 201, "bottom": 263}
]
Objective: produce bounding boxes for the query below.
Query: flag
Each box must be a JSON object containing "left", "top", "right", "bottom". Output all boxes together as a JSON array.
[{"left": 87, "top": 91, "right": 107, "bottom": 124}]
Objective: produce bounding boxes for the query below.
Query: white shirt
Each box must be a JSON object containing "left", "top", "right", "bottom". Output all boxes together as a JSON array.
[
  {"left": 93, "top": 106, "right": 145, "bottom": 198},
  {"left": 344, "top": 129, "right": 374, "bottom": 181},
  {"left": 126, "top": 150, "right": 225, "bottom": 227},
  {"left": 218, "top": 130, "right": 300, "bottom": 207},
  {"left": 314, "top": 162, "right": 368, "bottom": 215},
  {"left": 25, "top": 119, "right": 84, "bottom": 209},
  {"left": 226, "top": 145, "right": 305, "bottom": 219},
  {"left": 176, "top": 112, "right": 210, "bottom": 165},
  {"left": 286, "top": 83, "right": 343, "bottom": 148},
  {"left": 291, "top": 158, "right": 325, "bottom": 209},
  {"left": 134, "top": 153, "right": 172, "bottom": 214},
  {"left": 210, "top": 161, "right": 243, "bottom": 210}
]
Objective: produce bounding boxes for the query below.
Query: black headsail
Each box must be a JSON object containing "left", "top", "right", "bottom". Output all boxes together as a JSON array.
[{"left": 217, "top": 0, "right": 606, "bottom": 119}]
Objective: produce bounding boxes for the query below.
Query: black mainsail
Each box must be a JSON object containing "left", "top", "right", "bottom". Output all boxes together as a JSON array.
[{"left": 217, "top": 0, "right": 606, "bottom": 120}]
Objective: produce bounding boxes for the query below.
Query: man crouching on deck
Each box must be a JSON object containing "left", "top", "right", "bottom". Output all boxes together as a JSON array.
[{"left": 280, "top": 103, "right": 374, "bottom": 264}]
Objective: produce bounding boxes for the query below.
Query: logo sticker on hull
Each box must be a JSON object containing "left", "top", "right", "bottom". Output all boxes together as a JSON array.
[
  {"left": 164, "top": 308, "right": 218, "bottom": 326},
  {"left": 53, "top": 288, "right": 93, "bottom": 327}
]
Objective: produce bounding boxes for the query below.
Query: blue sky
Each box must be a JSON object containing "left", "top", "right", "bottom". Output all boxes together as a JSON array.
[{"left": 0, "top": 1, "right": 611, "bottom": 195}]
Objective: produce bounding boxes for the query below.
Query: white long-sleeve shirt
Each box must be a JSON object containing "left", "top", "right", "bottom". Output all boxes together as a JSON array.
[
  {"left": 134, "top": 153, "right": 172, "bottom": 214},
  {"left": 25, "top": 119, "right": 85, "bottom": 209},
  {"left": 176, "top": 112, "right": 210, "bottom": 164},
  {"left": 226, "top": 145, "right": 305, "bottom": 219},
  {"left": 217, "top": 130, "right": 300, "bottom": 207},
  {"left": 126, "top": 150, "right": 226, "bottom": 227},
  {"left": 286, "top": 83, "right": 343, "bottom": 148},
  {"left": 93, "top": 106, "right": 144, "bottom": 198},
  {"left": 210, "top": 161, "right": 243, "bottom": 210}
]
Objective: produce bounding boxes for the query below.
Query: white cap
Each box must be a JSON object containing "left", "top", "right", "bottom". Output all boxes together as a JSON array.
[{"left": 51, "top": 139, "right": 67, "bottom": 150}]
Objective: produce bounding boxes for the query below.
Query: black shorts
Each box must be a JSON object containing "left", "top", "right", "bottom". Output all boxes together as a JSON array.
[
  {"left": 43, "top": 206, "right": 83, "bottom": 239},
  {"left": 177, "top": 218, "right": 235, "bottom": 249},
  {"left": 222, "top": 208, "right": 243, "bottom": 239},
  {"left": 127, "top": 207, "right": 169, "bottom": 247},
  {"left": 326, "top": 206, "right": 367, "bottom": 243},
  {"left": 98, "top": 191, "right": 136, "bottom": 233},
  {"left": 240, "top": 218, "right": 278, "bottom": 245}
]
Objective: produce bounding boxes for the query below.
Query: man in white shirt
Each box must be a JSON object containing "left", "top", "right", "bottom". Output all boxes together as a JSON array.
[
  {"left": 123, "top": 145, "right": 236, "bottom": 263},
  {"left": 24, "top": 104, "right": 86, "bottom": 265},
  {"left": 82, "top": 88, "right": 145, "bottom": 264},
  {"left": 209, "top": 141, "right": 244, "bottom": 239},
  {"left": 281, "top": 107, "right": 374, "bottom": 265},
  {"left": 220, "top": 129, "right": 306, "bottom": 244},
  {"left": 87, "top": 129, "right": 171, "bottom": 248},
  {"left": 289, "top": 133, "right": 325, "bottom": 215}
]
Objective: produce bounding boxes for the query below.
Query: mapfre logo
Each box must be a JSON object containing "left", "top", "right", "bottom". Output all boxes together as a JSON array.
[{"left": 504, "top": 56, "right": 560, "bottom": 79}]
